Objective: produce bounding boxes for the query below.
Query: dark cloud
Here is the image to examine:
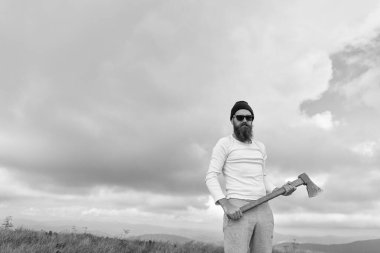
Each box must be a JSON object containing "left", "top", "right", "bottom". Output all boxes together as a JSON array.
[
  {"left": 0, "top": 0, "right": 246, "bottom": 197},
  {"left": 300, "top": 32, "right": 380, "bottom": 137},
  {"left": 1, "top": 133, "right": 211, "bottom": 195}
]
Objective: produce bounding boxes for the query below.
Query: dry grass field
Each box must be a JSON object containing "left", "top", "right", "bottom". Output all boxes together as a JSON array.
[{"left": 0, "top": 228, "right": 224, "bottom": 253}]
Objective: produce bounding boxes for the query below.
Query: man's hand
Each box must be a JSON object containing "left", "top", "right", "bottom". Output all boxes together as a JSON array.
[
  {"left": 218, "top": 198, "right": 243, "bottom": 220},
  {"left": 282, "top": 181, "right": 297, "bottom": 196},
  {"left": 273, "top": 182, "right": 297, "bottom": 196}
]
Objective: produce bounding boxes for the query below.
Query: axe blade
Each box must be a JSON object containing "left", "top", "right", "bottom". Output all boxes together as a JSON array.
[{"left": 298, "top": 173, "right": 323, "bottom": 198}]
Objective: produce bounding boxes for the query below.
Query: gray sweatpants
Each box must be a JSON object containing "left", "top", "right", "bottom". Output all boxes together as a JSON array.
[{"left": 223, "top": 199, "right": 274, "bottom": 253}]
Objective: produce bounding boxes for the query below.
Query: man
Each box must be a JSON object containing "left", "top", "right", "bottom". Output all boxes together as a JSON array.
[{"left": 205, "top": 101, "right": 296, "bottom": 253}]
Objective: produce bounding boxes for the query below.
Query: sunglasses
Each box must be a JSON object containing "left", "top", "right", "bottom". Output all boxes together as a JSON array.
[{"left": 234, "top": 115, "right": 254, "bottom": 121}]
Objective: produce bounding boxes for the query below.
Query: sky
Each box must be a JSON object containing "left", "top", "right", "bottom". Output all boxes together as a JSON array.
[{"left": 1, "top": 0, "right": 380, "bottom": 241}]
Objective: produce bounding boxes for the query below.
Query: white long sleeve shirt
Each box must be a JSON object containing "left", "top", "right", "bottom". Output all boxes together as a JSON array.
[{"left": 205, "top": 135, "right": 277, "bottom": 203}]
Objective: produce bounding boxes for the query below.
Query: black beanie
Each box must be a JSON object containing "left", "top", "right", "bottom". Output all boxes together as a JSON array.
[{"left": 230, "top": 101, "right": 254, "bottom": 120}]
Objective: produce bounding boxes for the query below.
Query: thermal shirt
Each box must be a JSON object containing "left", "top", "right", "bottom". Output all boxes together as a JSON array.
[{"left": 205, "top": 135, "right": 277, "bottom": 203}]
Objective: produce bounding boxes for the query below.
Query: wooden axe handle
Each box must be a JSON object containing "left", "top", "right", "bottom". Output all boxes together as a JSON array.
[{"left": 240, "top": 178, "right": 305, "bottom": 213}]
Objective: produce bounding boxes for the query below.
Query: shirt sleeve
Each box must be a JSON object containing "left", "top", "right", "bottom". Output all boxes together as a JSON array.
[
  {"left": 263, "top": 165, "right": 277, "bottom": 193},
  {"left": 259, "top": 142, "right": 277, "bottom": 193},
  {"left": 205, "top": 138, "right": 228, "bottom": 204}
]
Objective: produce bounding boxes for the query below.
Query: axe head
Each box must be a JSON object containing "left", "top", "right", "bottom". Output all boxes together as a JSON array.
[{"left": 298, "top": 173, "right": 322, "bottom": 198}]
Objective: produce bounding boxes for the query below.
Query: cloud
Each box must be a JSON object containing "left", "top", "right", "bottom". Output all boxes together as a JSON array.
[
  {"left": 0, "top": 0, "right": 335, "bottom": 196},
  {"left": 1, "top": 0, "right": 380, "bottom": 237},
  {"left": 350, "top": 141, "right": 378, "bottom": 157},
  {"left": 287, "top": 27, "right": 380, "bottom": 234},
  {"left": 300, "top": 32, "right": 380, "bottom": 116},
  {"left": 297, "top": 111, "right": 341, "bottom": 130}
]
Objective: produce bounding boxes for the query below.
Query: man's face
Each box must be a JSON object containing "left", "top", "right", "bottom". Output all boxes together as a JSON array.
[{"left": 231, "top": 109, "right": 253, "bottom": 142}]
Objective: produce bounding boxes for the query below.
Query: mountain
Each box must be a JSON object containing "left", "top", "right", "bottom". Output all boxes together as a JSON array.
[
  {"left": 272, "top": 232, "right": 379, "bottom": 245},
  {"left": 273, "top": 238, "right": 380, "bottom": 253}
]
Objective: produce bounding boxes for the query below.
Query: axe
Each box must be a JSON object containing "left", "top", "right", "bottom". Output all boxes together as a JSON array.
[{"left": 240, "top": 173, "right": 322, "bottom": 213}]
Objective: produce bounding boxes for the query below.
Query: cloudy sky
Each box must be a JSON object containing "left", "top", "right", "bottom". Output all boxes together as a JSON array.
[{"left": 1, "top": 0, "right": 380, "bottom": 240}]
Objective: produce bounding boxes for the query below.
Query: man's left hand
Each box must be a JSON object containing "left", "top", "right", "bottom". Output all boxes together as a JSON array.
[{"left": 282, "top": 182, "right": 296, "bottom": 196}]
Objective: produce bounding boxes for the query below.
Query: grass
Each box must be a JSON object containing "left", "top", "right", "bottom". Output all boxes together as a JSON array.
[{"left": 0, "top": 228, "right": 224, "bottom": 253}]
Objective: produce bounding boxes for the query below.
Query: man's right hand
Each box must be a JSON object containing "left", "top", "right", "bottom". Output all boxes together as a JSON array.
[{"left": 218, "top": 198, "right": 243, "bottom": 220}]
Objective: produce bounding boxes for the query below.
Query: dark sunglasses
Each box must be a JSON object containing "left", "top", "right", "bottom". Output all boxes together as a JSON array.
[{"left": 234, "top": 115, "right": 254, "bottom": 121}]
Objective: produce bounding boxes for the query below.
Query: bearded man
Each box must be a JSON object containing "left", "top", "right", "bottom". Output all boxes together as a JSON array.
[{"left": 205, "top": 101, "right": 296, "bottom": 253}]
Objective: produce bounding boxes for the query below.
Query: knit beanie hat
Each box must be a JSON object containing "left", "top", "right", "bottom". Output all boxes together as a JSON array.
[{"left": 230, "top": 101, "right": 254, "bottom": 120}]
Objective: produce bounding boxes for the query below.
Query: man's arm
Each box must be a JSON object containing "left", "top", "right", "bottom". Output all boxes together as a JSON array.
[
  {"left": 205, "top": 138, "right": 243, "bottom": 220},
  {"left": 262, "top": 159, "right": 277, "bottom": 194},
  {"left": 205, "top": 139, "right": 228, "bottom": 203}
]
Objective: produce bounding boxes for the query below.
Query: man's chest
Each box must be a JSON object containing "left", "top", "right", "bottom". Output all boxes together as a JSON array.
[{"left": 226, "top": 147, "right": 265, "bottom": 164}]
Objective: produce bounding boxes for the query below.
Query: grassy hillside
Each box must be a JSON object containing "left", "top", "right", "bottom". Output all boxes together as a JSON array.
[
  {"left": 2, "top": 227, "right": 379, "bottom": 253},
  {"left": 0, "top": 228, "right": 223, "bottom": 253},
  {"left": 128, "top": 234, "right": 194, "bottom": 244}
]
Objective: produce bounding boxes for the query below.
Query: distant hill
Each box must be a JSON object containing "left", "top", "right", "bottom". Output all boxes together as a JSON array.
[
  {"left": 274, "top": 238, "right": 380, "bottom": 253},
  {"left": 128, "top": 234, "right": 193, "bottom": 244},
  {"left": 272, "top": 232, "right": 379, "bottom": 245}
]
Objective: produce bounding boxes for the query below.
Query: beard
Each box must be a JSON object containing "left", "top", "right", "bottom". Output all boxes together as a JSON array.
[{"left": 233, "top": 122, "right": 253, "bottom": 143}]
